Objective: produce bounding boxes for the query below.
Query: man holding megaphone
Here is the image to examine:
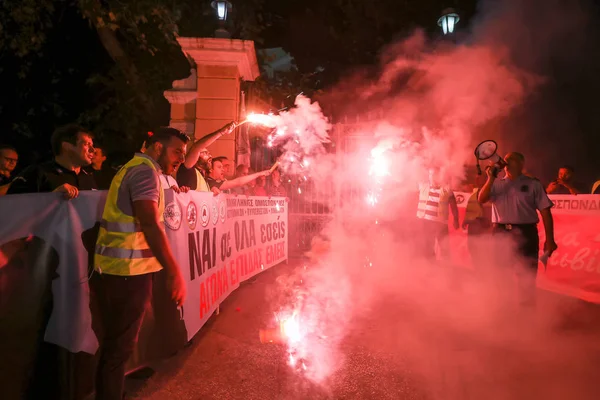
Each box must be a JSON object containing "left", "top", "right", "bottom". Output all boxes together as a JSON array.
[{"left": 478, "top": 150, "right": 557, "bottom": 307}]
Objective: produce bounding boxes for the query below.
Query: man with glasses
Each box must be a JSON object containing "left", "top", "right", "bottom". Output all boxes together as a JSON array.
[{"left": 0, "top": 144, "right": 18, "bottom": 185}]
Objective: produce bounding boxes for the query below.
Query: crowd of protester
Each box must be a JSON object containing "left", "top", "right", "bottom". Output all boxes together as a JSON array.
[
  {"left": 0, "top": 123, "right": 289, "bottom": 198},
  {"left": 1, "top": 122, "right": 600, "bottom": 399},
  {"left": 0, "top": 123, "right": 292, "bottom": 400}
]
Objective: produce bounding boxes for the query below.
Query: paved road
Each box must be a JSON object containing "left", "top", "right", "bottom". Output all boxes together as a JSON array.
[{"left": 126, "top": 260, "right": 600, "bottom": 400}]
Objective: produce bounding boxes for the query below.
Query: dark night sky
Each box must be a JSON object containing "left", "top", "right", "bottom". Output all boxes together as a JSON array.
[{"left": 258, "top": 0, "right": 600, "bottom": 186}]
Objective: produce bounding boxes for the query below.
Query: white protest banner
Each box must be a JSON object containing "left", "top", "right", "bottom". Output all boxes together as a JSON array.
[
  {"left": 0, "top": 191, "right": 288, "bottom": 355},
  {"left": 450, "top": 193, "right": 600, "bottom": 303},
  {"left": 163, "top": 192, "right": 288, "bottom": 340}
]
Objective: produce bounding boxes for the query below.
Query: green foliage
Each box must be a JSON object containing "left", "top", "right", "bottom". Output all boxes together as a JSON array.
[{"left": 0, "top": 0, "right": 271, "bottom": 160}]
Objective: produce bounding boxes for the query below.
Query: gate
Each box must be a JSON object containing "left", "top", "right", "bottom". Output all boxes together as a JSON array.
[
  {"left": 245, "top": 114, "right": 377, "bottom": 258},
  {"left": 286, "top": 117, "right": 375, "bottom": 257}
]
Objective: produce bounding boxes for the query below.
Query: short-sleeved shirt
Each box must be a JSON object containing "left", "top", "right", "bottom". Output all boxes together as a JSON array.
[
  {"left": 7, "top": 160, "right": 97, "bottom": 194},
  {"left": 490, "top": 174, "right": 553, "bottom": 224},
  {"left": 116, "top": 153, "right": 161, "bottom": 218}
]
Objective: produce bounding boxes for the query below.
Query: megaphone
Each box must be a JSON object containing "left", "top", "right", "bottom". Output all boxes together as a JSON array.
[{"left": 474, "top": 140, "right": 507, "bottom": 177}]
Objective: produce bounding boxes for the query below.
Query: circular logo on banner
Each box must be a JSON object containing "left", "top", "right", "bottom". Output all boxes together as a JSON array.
[
  {"left": 455, "top": 194, "right": 466, "bottom": 205},
  {"left": 219, "top": 201, "right": 226, "bottom": 223},
  {"left": 200, "top": 203, "right": 210, "bottom": 227},
  {"left": 186, "top": 202, "right": 198, "bottom": 230},
  {"left": 164, "top": 202, "right": 182, "bottom": 231},
  {"left": 211, "top": 202, "right": 219, "bottom": 225}
]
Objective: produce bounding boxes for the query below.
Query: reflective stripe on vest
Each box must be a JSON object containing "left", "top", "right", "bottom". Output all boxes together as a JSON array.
[
  {"left": 416, "top": 183, "right": 450, "bottom": 223},
  {"left": 195, "top": 168, "right": 210, "bottom": 192},
  {"left": 94, "top": 155, "right": 164, "bottom": 276},
  {"left": 96, "top": 246, "right": 154, "bottom": 259}
]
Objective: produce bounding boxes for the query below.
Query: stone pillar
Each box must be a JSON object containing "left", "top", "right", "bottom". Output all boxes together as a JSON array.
[
  {"left": 164, "top": 69, "right": 197, "bottom": 137},
  {"left": 165, "top": 38, "right": 260, "bottom": 162}
]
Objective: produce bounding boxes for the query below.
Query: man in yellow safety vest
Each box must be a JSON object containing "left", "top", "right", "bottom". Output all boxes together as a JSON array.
[{"left": 91, "top": 127, "right": 189, "bottom": 400}]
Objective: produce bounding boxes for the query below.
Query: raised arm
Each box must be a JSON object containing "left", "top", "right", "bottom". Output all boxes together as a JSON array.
[
  {"left": 220, "top": 170, "right": 270, "bottom": 191},
  {"left": 183, "top": 122, "right": 236, "bottom": 169},
  {"left": 478, "top": 167, "right": 496, "bottom": 204}
]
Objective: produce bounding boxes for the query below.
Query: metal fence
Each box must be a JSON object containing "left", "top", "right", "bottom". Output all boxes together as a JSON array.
[{"left": 244, "top": 117, "right": 378, "bottom": 257}]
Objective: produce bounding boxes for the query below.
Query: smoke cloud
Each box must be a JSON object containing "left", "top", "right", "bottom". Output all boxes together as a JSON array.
[{"left": 261, "top": 0, "right": 600, "bottom": 397}]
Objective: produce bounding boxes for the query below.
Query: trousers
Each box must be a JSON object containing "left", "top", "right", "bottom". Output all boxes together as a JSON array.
[
  {"left": 89, "top": 272, "right": 154, "bottom": 400},
  {"left": 492, "top": 223, "right": 539, "bottom": 306},
  {"left": 419, "top": 218, "right": 449, "bottom": 261}
]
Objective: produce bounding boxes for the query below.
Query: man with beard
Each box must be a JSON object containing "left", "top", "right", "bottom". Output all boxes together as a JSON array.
[
  {"left": 479, "top": 152, "right": 558, "bottom": 307},
  {"left": 176, "top": 123, "right": 236, "bottom": 192},
  {"left": 8, "top": 124, "right": 97, "bottom": 196},
  {"left": 92, "top": 127, "right": 188, "bottom": 400}
]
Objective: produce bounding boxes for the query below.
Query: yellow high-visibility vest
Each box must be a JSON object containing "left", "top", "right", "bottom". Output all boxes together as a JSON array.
[
  {"left": 464, "top": 188, "right": 484, "bottom": 222},
  {"left": 195, "top": 168, "right": 210, "bottom": 192},
  {"left": 94, "top": 155, "right": 164, "bottom": 276},
  {"left": 416, "top": 183, "right": 451, "bottom": 223}
]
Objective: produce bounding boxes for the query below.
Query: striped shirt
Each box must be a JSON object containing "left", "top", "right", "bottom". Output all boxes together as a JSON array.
[{"left": 417, "top": 183, "right": 454, "bottom": 224}]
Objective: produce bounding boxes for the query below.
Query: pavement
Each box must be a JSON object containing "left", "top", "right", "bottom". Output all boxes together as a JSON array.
[{"left": 125, "top": 259, "right": 600, "bottom": 400}]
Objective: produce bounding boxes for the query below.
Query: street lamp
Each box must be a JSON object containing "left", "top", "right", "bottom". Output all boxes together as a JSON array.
[
  {"left": 437, "top": 8, "right": 460, "bottom": 35},
  {"left": 211, "top": 1, "right": 232, "bottom": 21}
]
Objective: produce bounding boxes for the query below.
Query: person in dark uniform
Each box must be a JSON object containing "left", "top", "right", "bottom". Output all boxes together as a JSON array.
[
  {"left": 478, "top": 152, "right": 558, "bottom": 306},
  {"left": 8, "top": 124, "right": 97, "bottom": 196}
]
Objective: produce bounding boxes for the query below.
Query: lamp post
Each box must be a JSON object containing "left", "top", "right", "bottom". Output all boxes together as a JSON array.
[
  {"left": 211, "top": 1, "right": 232, "bottom": 38},
  {"left": 437, "top": 8, "right": 460, "bottom": 36}
]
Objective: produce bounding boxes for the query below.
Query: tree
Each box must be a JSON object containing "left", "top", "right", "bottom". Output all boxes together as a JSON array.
[{"left": 0, "top": 0, "right": 266, "bottom": 164}]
